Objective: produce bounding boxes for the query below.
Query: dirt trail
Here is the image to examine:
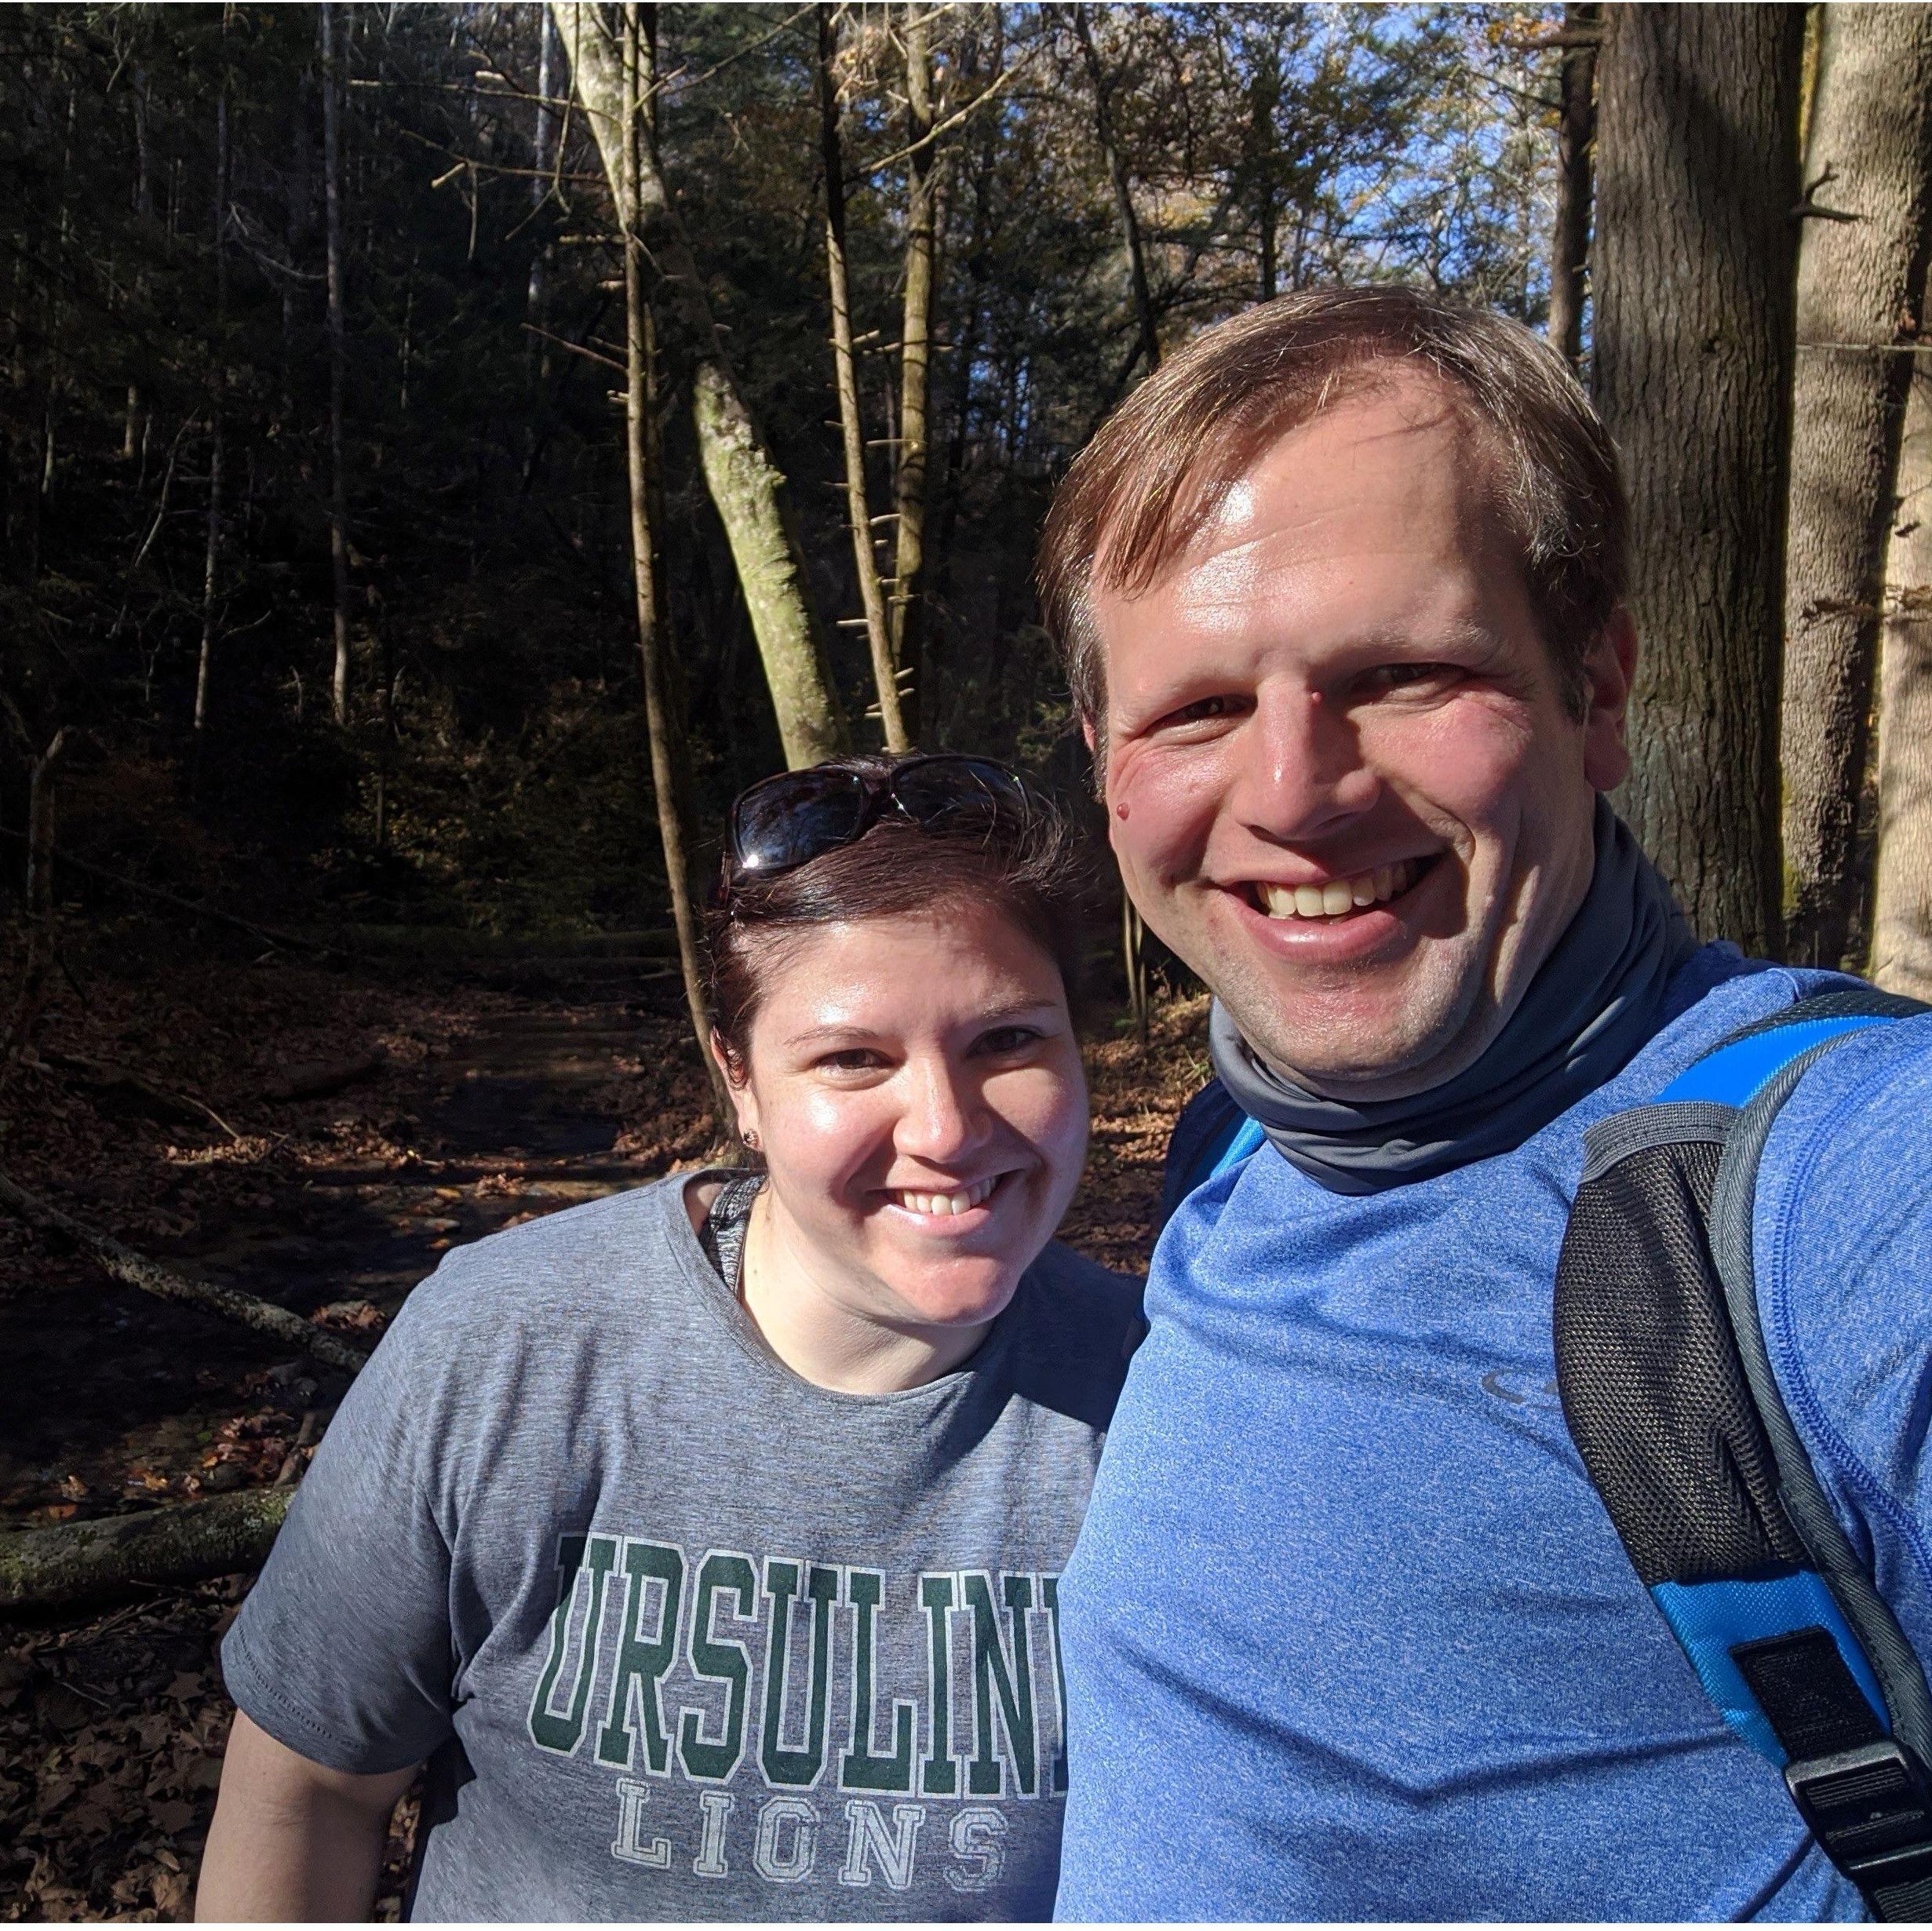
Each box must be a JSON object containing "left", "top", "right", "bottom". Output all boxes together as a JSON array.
[{"left": 5, "top": 996, "right": 674, "bottom": 1529}]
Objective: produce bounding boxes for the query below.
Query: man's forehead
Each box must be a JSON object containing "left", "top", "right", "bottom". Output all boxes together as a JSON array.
[{"left": 1093, "top": 363, "right": 1508, "bottom": 601}]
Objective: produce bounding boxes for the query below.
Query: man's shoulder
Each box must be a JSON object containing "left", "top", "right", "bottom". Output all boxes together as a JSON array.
[{"left": 1620, "top": 948, "right": 1866, "bottom": 1095}]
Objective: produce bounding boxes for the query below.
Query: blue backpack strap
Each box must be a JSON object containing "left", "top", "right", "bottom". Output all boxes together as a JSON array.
[
  {"left": 1159, "top": 1079, "right": 1266, "bottom": 1229},
  {"left": 1557, "top": 988, "right": 1932, "bottom": 1918}
]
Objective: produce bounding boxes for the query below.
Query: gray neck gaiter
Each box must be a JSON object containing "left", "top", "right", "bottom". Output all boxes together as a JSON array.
[{"left": 1207, "top": 800, "right": 1697, "bottom": 1194}]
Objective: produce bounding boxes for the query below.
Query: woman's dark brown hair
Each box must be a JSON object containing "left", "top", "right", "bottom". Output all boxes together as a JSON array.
[{"left": 705, "top": 754, "right": 1093, "bottom": 1081}]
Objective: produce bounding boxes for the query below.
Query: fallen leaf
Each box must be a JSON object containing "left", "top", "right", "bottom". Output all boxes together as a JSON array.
[{"left": 150, "top": 1797, "right": 195, "bottom": 1833}]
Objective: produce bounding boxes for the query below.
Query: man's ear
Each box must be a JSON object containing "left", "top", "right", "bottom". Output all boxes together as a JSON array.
[{"left": 1581, "top": 606, "right": 1637, "bottom": 792}]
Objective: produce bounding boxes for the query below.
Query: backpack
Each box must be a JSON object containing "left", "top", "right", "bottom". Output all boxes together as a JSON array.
[
  {"left": 1555, "top": 986, "right": 1932, "bottom": 1919},
  {"left": 1165, "top": 989, "right": 1932, "bottom": 1918}
]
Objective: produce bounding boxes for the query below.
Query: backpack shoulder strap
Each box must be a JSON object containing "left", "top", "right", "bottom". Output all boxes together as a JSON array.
[{"left": 1556, "top": 987, "right": 1932, "bottom": 1918}]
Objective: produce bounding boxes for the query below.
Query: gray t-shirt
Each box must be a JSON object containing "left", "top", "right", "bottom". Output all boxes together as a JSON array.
[{"left": 221, "top": 1172, "right": 1141, "bottom": 1922}]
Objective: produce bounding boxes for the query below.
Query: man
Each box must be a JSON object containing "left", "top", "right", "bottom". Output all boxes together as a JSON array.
[{"left": 1039, "top": 286, "right": 1932, "bottom": 1919}]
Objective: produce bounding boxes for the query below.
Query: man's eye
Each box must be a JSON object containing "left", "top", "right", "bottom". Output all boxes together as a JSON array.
[
  {"left": 1362, "top": 661, "right": 1457, "bottom": 694},
  {"left": 1162, "top": 694, "right": 1245, "bottom": 727}
]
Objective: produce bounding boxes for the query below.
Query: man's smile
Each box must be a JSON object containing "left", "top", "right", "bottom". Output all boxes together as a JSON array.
[{"left": 1240, "top": 852, "right": 1443, "bottom": 921}]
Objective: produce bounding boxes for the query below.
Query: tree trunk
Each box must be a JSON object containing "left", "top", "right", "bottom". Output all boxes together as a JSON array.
[
  {"left": 820, "top": 6, "right": 908, "bottom": 752},
  {"left": 0, "top": 1169, "right": 373, "bottom": 1375},
  {"left": 1780, "top": 4, "right": 1932, "bottom": 968},
  {"left": 621, "top": 5, "right": 729, "bottom": 1126},
  {"left": 1253, "top": 89, "right": 1280, "bottom": 301},
  {"left": 1073, "top": 4, "right": 1161, "bottom": 377},
  {"left": 552, "top": 1, "right": 846, "bottom": 769},
  {"left": 1072, "top": 4, "right": 1156, "bottom": 1022},
  {"left": 889, "top": 0, "right": 939, "bottom": 741},
  {"left": 1591, "top": 2, "right": 1804, "bottom": 957},
  {"left": 1, "top": 732, "right": 66, "bottom": 1078},
  {"left": 1547, "top": 2, "right": 1600, "bottom": 372},
  {"left": 322, "top": 2, "right": 352, "bottom": 726},
  {"left": 125, "top": 64, "right": 151, "bottom": 461},
  {"left": 194, "top": 87, "right": 229, "bottom": 746},
  {"left": 0, "top": 1489, "right": 293, "bottom": 1613},
  {"left": 1872, "top": 365, "right": 1932, "bottom": 996}
]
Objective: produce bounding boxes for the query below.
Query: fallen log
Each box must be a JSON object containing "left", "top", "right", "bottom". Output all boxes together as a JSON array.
[
  {"left": 0, "top": 1171, "right": 370, "bottom": 1375},
  {"left": 261, "top": 1047, "right": 388, "bottom": 1102},
  {"left": 0, "top": 1490, "right": 293, "bottom": 1613},
  {"left": 30, "top": 1047, "right": 242, "bottom": 1139}
]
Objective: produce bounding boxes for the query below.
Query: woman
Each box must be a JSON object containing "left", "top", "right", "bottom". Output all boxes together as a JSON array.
[{"left": 195, "top": 752, "right": 1140, "bottom": 1922}]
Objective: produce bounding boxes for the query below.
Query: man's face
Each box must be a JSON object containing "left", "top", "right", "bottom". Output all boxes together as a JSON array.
[{"left": 1091, "top": 371, "right": 1633, "bottom": 1100}]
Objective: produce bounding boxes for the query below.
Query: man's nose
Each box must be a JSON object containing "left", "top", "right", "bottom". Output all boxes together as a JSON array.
[
  {"left": 894, "top": 1058, "right": 989, "bottom": 1164},
  {"left": 1229, "top": 686, "right": 1380, "bottom": 842}
]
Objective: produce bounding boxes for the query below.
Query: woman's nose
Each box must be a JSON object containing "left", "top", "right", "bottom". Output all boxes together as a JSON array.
[{"left": 894, "top": 1059, "right": 987, "bottom": 1163}]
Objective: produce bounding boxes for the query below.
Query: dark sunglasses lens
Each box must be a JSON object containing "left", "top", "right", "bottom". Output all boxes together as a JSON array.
[
  {"left": 731, "top": 773, "right": 867, "bottom": 872},
  {"left": 891, "top": 757, "right": 1026, "bottom": 833}
]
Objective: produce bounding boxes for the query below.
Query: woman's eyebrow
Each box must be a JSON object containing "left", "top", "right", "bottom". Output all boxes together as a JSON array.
[{"left": 781, "top": 1021, "right": 879, "bottom": 1049}]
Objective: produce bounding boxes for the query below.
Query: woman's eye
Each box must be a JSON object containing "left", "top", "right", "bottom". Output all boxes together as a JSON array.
[
  {"left": 978, "top": 1026, "right": 1043, "bottom": 1056},
  {"left": 818, "top": 1048, "right": 884, "bottom": 1073}
]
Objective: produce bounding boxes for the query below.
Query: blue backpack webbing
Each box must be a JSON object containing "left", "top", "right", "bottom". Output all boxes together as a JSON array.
[
  {"left": 1556, "top": 988, "right": 1932, "bottom": 1919},
  {"left": 1170, "top": 991, "right": 1932, "bottom": 1917}
]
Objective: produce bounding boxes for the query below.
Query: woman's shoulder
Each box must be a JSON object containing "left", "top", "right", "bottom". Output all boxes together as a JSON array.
[{"left": 398, "top": 1171, "right": 700, "bottom": 1342}]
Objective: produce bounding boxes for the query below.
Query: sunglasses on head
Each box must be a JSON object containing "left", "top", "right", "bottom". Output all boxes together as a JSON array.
[{"left": 726, "top": 754, "right": 1032, "bottom": 879}]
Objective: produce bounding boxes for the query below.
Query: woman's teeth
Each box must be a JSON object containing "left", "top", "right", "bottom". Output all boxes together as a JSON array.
[
  {"left": 1256, "top": 858, "right": 1423, "bottom": 920},
  {"left": 894, "top": 1175, "right": 999, "bottom": 1215}
]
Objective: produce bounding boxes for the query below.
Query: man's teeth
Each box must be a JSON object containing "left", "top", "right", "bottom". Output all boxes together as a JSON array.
[
  {"left": 1256, "top": 858, "right": 1423, "bottom": 920},
  {"left": 895, "top": 1176, "right": 999, "bottom": 1215}
]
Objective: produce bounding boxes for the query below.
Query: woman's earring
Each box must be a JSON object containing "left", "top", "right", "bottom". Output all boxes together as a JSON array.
[{"left": 742, "top": 1128, "right": 760, "bottom": 1150}]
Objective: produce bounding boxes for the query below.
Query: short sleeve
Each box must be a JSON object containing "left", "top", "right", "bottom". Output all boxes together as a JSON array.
[
  {"left": 1754, "top": 1015, "right": 1932, "bottom": 1663},
  {"left": 220, "top": 1266, "right": 467, "bottom": 1776}
]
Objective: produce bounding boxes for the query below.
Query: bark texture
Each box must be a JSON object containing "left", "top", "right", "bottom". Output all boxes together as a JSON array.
[
  {"left": 819, "top": 5, "right": 908, "bottom": 751},
  {"left": 0, "top": 1489, "right": 292, "bottom": 1612},
  {"left": 1872, "top": 367, "right": 1932, "bottom": 996},
  {"left": 1547, "top": 2, "right": 1600, "bottom": 372},
  {"left": 1781, "top": 3, "right": 1932, "bottom": 967},
  {"left": 1591, "top": 3, "right": 1805, "bottom": 956},
  {"left": 321, "top": 2, "right": 352, "bottom": 725},
  {"left": 620, "top": 5, "right": 727, "bottom": 1124},
  {"left": 552, "top": 1, "right": 845, "bottom": 768},
  {"left": 889, "top": 0, "right": 939, "bottom": 739}
]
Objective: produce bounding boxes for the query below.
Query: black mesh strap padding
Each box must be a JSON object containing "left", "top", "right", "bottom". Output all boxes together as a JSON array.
[
  {"left": 1733, "top": 1629, "right": 1887, "bottom": 1760},
  {"left": 1716, "top": 988, "right": 1930, "bottom": 1051},
  {"left": 1555, "top": 1134, "right": 1808, "bottom": 1586}
]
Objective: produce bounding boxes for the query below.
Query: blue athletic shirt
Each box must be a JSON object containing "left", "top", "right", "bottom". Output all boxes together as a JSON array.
[{"left": 1055, "top": 948, "right": 1932, "bottom": 1922}]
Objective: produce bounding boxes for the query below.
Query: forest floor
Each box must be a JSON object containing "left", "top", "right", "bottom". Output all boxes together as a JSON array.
[{"left": 0, "top": 928, "right": 1209, "bottom": 1920}]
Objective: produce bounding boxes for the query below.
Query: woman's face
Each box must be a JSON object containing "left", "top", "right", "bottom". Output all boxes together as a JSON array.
[{"left": 724, "top": 898, "right": 1089, "bottom": 1344}]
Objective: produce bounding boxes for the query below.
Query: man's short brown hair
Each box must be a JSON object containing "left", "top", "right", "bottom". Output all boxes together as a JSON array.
[{"left": 1037, "top": 286, "right": 1628, "bottom": 732}]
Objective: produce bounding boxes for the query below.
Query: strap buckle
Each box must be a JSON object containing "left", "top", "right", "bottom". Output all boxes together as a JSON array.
[{"left": 1784, "top": 1739, "right": 1932, "bottom": 1914}]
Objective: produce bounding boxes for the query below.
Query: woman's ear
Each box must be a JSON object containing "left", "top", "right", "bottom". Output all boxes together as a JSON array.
[{"left": 710, "top": 1031, "right": 760, "bottom": 1146}]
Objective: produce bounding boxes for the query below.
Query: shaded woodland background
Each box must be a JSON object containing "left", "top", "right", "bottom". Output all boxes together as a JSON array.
[{"left": 7, "top": 0, "right": 1932, "bottom": 1918}]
